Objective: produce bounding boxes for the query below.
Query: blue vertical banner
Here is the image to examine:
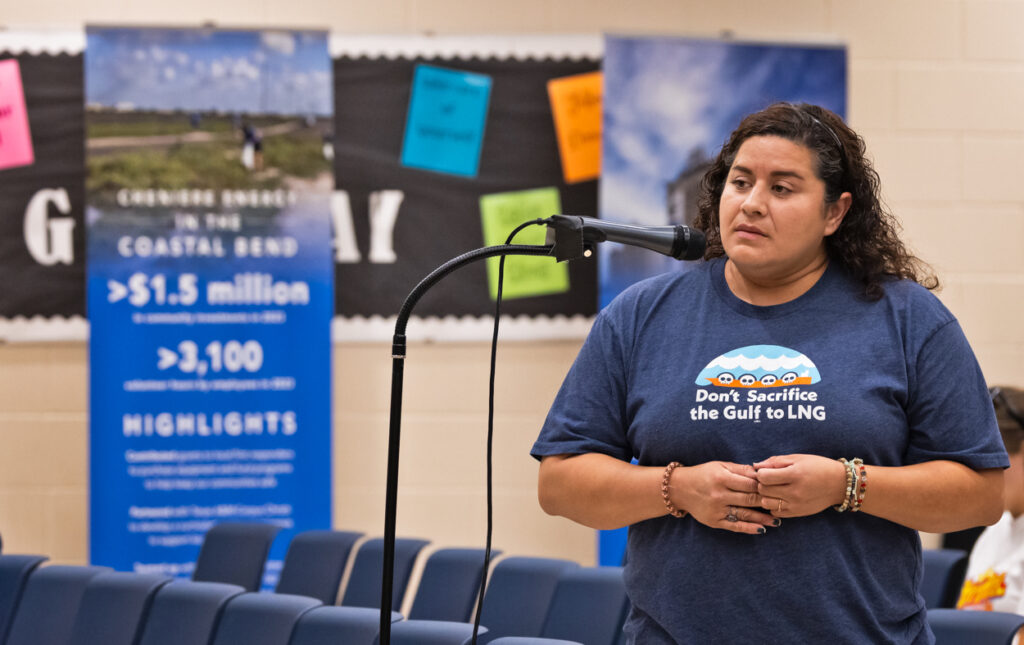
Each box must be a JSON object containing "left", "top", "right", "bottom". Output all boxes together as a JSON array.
[{"left": 86, "top": 27, "right": 333, "bottom": 581}]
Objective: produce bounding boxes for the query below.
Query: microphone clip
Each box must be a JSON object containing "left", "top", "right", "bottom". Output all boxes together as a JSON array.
[{"left": 544, "top": 215, "right": 596, "bottom": 263}]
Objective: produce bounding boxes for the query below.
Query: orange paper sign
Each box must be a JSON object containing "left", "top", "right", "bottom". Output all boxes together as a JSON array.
[{"left": 547, "top": 71, "right": 601, "bottom": 184}]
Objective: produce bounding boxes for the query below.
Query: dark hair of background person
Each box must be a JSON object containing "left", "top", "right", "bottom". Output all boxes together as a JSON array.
[
  {"left": 993, "top": 386, "right": 1024, "bottom": 454},
  {"left": 694, "top": 102, "right": 939, "bottom": 301},
  {"left": 943, "top": 385, "right": 1024, "bottom": 552}
]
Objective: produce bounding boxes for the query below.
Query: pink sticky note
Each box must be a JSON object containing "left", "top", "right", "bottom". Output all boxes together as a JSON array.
[{"left": 0, "top": 59, "right": 35, "bottom": 171}]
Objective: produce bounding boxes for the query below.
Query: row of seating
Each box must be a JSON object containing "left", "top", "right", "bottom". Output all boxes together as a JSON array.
[
  {"left": 196, "top": 523, "right": 970, "bottom": 614},
  {"left": 0, "top": 541, "right": 628, "bottom": 645},
  {"left": 2, "top": 525, "right": 1017, "bottom": 645},
  {"left": 0, "top": 559, "right": 561, "bottom": 645},
  {"left": 187, "top": 523, "right": 630, "bottom": 643},
  {"left": 8, "top": 553, "right": 1024, "bottom": 645}
]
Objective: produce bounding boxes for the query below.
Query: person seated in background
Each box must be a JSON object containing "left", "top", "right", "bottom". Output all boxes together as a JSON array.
[{"left": 959, "top": 386, "right": 1024, "bottom": 611}]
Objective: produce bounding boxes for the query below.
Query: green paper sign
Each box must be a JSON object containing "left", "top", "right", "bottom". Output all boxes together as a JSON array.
[{"left": 479, "top": 187, "right": 569, "bottom": 300}]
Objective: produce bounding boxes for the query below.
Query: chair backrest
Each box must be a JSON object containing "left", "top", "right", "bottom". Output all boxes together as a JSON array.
[
  {"left": 340, "top": 538, "right": 430, "bottom": 609},
  {"left": 927, "top": 608, "right": 1024, "bottom": 645},
  {"left": 409, "top": 548, "right": 499, "bottom": 622},
  {"left": 0, "top": 554, "right": 48, "bottom": 644},
  {"left": 192, "top": 522, "right": 281, "bottom": 591},
  {"left": 137, "top": 580, "right": 245, "bottom": 645},
  {"left": 275, "top": 530, "right": 363, "bottom": 603},
  {"left": 5, "top": 564, "right": 111, "bottom": 645},
  {"left": 488, "top": 639, "right": 584, "bottom": 645},
  {"left": 68, "top": 571, "right": 172, "bottom": 645},
  {"left": 476, "top": 557, "right": 580, "bottom": 643},
  {"left": 378, "top": 620, "right": 485, "bottom": 645},
  {"left": 210, "top": 592, "right": 321, "bottom": 645},
  {"left": 921, "top": 548, "right": 969, "bottom": 609},
  {"left": 540, "top": 567, "right": 629, "bottom": 645},
  {"left": 289, "top": 606, "right": 401, "bottom": 645}
]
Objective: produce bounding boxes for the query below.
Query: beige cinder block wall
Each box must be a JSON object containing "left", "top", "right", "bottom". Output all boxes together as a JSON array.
[{"left": 2, "top": 0, "right": 1023, "bottom": 565}]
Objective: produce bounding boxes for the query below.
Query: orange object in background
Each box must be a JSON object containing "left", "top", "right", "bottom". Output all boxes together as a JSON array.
[{"left": 547, "top": 71, "right": 602, "bottom": 184}]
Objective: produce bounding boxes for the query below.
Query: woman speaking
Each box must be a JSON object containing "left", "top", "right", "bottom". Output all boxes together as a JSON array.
[{"left": 533, "top": 103, "right": 1007, "bottom": 643}]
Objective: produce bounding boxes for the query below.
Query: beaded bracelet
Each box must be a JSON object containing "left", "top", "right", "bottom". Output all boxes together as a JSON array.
[
  {"left": 833, "top": 458, "right": 855, "bottom": 512},
  {"left": 661, "top": 462, "right": 687, "bottom": 518},
  {"left": 851, "top": 458, "right": 868, "bottom": 512}
]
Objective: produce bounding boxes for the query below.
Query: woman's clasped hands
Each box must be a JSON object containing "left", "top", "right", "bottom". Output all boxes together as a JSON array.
[
  {"left": 670, "top": 461, "right": 776, "bottom": 535},
  {"left": 672, "top": 455, "right": 847, "bottom": 534},
  {"left": 754, "top": 454, "right": 849, "bottom": 519}
]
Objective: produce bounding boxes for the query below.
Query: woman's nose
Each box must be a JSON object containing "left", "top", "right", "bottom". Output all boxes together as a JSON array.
[{"left": 741, "top": 184, "right": 768, "bottom": 217}]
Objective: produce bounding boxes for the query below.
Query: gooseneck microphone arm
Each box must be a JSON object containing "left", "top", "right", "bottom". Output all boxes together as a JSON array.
[{"left": 380, "top": 243, "right": 555, "bottom": 645}]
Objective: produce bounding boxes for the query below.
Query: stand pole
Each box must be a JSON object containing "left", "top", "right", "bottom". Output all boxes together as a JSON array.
[{"left": 379, "top": 243, "right": 554, "bottom": 645}]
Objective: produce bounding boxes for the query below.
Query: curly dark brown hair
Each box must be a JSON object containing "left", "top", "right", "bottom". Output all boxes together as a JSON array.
[{"left": 694, "top": 102, "right": 938, "bottom": 300}]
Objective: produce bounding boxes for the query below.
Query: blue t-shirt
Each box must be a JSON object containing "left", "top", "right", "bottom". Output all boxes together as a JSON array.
[{"left": 532, "top": 257, "right": 1007, "bottom": 644}]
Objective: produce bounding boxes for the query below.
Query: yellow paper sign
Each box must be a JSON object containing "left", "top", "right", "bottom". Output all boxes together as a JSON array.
[
  {"left": 480, "top": 187, "right": 569, "bottom": 301},
  {"left": 547, "top": 71, "right": 602, "bottom": 184}
]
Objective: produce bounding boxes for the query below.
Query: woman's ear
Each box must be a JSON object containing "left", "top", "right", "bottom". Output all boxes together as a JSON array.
[{"left": 824, "top": 191, "right": 852, "bottom": 236}]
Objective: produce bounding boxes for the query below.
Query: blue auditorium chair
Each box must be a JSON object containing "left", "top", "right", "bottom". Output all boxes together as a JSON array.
[
  {"left": 408, "top": 547, "right": 500, "bottom": 622},
  {"left": 192, "top": 522, "right": 281, "bottom": 591},
  {"left": 209, "top": 592, "right": 321, "bottom": 645},
  {"left": 289, "top": 605, "right": 402, "bottom": 645},
  {"left": 0, "top": 554, "right": 48, "bottom": 644},
  {"left": 489, "top": 639, "right": 584, "bottom": 645},
  {"left": 539, "top": 567, "right": 629, "bottom": 645},
  {"left": 340, "top": 537, "right": 429, "bottom": 610},
  {"left": 275, "top": 530, "right": 363, "bottom": 603},
  {"left": 136, "top": 580, "right": 245, "bottom": 645},
  {"left": 68, "top": 571, "right": 172, "bottom": 645},
  {"left": 5, "top": 564, "right": 111, "bottom": 645},
  {"left": 475, "top": 557, "right": 580, "bottom": 643},
  {"left": 378, "top": 619, "right": 486, "bottom": 645},
  {"left": 922, "top": 549, "right": 969, "bottom": 609},
  {"left": 927, "top": 608, "right": 1024, "bottom": 645}
]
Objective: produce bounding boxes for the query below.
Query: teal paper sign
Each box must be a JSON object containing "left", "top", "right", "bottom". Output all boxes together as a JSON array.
[{"left": 401, "top": 64, "right": 492, "bottom": 177}]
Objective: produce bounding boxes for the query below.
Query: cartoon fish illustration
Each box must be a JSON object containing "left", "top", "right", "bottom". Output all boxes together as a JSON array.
[{"left": 696, "top": 345, "right": 821, "bottom": 388}]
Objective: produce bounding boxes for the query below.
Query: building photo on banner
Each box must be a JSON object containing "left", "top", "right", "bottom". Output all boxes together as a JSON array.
[
  {"left": 600, "top": 34, "right": 846, "bottom": 307},
  {"left": 84, "top": 26, "right": 334, "bottom": 583}
]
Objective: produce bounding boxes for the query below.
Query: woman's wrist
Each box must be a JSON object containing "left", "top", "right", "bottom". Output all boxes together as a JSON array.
[
  {"left": 832, "top": 457, "right": 868, "bottom": 512},
  {"left": 832, "top": 458, "right": 851, "bottom": 509},
  {"left": 661, "top": 462, "right": 688, "bottom": 518}
]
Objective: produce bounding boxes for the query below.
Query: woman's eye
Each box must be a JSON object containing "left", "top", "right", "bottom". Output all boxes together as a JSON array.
[
  {"left": 730, "top": 178, "right": 749, "bottom": 189},
  {"left": 772, "top": 184, "right": 791, "bottom": 194}
]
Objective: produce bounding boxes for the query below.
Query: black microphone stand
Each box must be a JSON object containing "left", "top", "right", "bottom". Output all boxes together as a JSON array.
[{"left": 378, "top": 236, "right": 591, "bottom": 645}]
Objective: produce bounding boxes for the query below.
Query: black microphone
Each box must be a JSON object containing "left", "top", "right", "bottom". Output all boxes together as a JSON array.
[{"left": 545, "top": 214, "right": 706, "bottom": 261}]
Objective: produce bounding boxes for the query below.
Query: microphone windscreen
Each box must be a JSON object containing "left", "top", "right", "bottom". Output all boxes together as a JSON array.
[{"left": 675, "top": 227, "right": 706, "bottom": 261}]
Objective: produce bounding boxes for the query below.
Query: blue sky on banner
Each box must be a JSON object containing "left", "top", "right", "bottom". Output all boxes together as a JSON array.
[
  {"left": 86, "top": 28, "right": 331, "bottom": 116},
  {"left": 601, "top": 35, "right": 846, "bottom": 229}
]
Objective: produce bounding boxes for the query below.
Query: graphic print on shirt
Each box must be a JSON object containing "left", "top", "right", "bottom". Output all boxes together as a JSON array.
[
  {"left": 689, "top": 345, "right": 825, "bottom": 423},
  {"left": 958, "top": 568, "right": 1007, "bottom": 610}
]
